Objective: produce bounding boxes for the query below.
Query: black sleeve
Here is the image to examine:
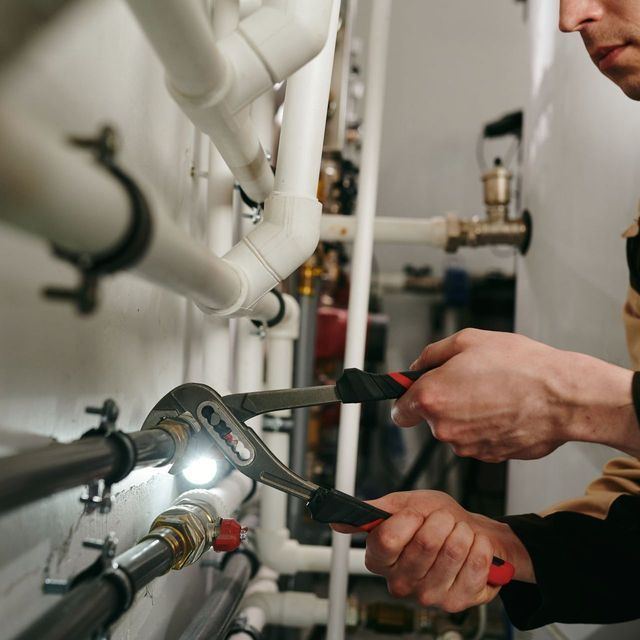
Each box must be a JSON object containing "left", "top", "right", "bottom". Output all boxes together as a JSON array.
[
  {"left": 627, "top": 232, "right": 640, "bottom": 293},
  {"left": 498, "top": 494, "right": 640, "bottom": 630}
]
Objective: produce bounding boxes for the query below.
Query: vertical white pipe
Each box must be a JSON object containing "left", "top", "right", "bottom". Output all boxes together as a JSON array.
[
  {"left": 260, "top": 431, "right": 290, "bottom": 531},
  {"left": 201, "top": 0, "right": 240, "bottom": 392},
  {"left": 274, "top": 0, "right": 341, "bottom": 196},
  {"left": 326, "top": 2, "right": 392, "bottom": 637}
]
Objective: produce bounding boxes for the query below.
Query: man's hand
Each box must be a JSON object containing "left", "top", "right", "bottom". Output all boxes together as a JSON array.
[
  {"left": 391, "top": 329, "right": 638, "bottom": 462},
  {"left": 332, "top": 491, "right": 533, "bottom": 612}
]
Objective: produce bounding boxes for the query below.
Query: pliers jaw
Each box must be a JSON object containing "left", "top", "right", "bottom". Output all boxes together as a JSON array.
[{"left": 141, "top": 383, "right": 317, "bottom": 499}]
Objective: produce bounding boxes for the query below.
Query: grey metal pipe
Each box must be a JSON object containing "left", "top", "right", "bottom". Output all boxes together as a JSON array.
[
  {"left": 178, "top": 553, "right": 253, "bottom": 640},
  {"left": 14, "top": 538, "right": 174, "bottom": 640},
  {"left": 288, "top": 289, "right": 320, "bottom": 536},
  {"left": 0, "top": 428, "right": 176, "bottom": 514}
]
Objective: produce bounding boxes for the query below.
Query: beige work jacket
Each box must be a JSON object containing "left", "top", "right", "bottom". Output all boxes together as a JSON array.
[{"left": 541, "top": 287, "right": 640, "bottom": 518}]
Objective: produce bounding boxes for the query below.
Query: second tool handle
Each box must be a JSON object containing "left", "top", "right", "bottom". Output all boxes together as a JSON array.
[{"left": 335, "top": 368, "right": 426, "bottom": 403}]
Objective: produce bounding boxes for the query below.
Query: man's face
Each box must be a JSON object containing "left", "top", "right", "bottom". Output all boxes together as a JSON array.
[{"left": 560, "top": 0, "right": 640, "bottom": 99}]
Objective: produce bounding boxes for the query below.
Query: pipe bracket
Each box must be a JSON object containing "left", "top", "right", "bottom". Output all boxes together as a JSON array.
[
  {"left": 79, "top": 399, "right": 136, "bottom": 514},
  {"left": 42, "top": 125, "right": 153, "bottom": 314}
]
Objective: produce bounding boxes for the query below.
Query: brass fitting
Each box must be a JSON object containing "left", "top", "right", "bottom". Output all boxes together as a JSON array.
[
  {"left": 444, "top": 160, "right": 531, "bottom": 253},
  {"left": 142, "top": 491, "right": 245, "bottom": 570},
  {"left": 298, "top": 256, "right": 324, "bottom": 297},
  {"left": 445, "top": 212, "right": 531, "bottom": 253}
]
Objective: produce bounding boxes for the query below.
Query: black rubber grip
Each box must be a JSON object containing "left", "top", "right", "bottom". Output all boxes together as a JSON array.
[
  {"left": 335, "top": 368, "right": 426, "bottom": 403},
  {"left": 306, "top": 487, "right": 390, "bottom": 527}
]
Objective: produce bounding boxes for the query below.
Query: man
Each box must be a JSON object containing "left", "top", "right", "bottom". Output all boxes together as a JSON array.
[{"left": 334, "top": 0, "right": 640, "bottom": 629}]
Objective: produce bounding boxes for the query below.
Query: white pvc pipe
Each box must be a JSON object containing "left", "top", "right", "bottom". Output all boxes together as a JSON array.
[
  {"left": 227, "top": 567, "right": 278, "bottom": 640},
  {"left": 0, "top": 111, "right": 129, "bottom": 255},
  {"left": 240, "top": 592, "right": 329, "bottom": 628},
  {"left": 327, "top": 2, "right": 393, "bottom": 637},
  {"left": 126, "top": 0, "right": 274, "bottom": 204},
  {"left": 320, "top": 214, "right": 448, "bottom": 247},
  {"left": 223, "top": 0, "right": 341, "bottom": 313},
  {"left": 181, "top": 469, "right": 254, "bottom": 518},
  {"left": 0, "top": 109, "right": 252, "bottom": 312}
]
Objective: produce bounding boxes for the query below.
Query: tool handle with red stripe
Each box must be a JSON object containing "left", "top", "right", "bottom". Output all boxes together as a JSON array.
[
  {"left": 335, "top": 368, "right": 427, "bottom": 403},
  {"left": 307, "top": 487, "right": 514, "bottom": 587}
]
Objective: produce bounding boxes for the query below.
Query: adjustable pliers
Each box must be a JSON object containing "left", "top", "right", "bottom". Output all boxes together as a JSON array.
[{"left": 142, "top": 368, "right": 514, "bottom": 586}]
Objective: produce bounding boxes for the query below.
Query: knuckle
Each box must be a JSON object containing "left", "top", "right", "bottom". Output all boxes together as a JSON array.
[
  {"left": 417, "top": 590, "right": 440, "bottom": 609},
  {"left": 364, "top": 553, "right": 383, "bottom": 576},
  {"left": 443, "top": 596, "right": 468, "bottom": 614},
  {"left": 426, "top": 509, "right": 456, "bottom": 537},
  {"left": 387, "top": 579, "right": 412, "bottom": 599}
]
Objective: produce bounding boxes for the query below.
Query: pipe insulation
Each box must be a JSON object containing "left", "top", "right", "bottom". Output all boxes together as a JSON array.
[
  {"left": 327, "top": 1, "right": 393, "bottom": 636},
  {"left": 0, "top": 427, "right": 177, "bottom": 514}
]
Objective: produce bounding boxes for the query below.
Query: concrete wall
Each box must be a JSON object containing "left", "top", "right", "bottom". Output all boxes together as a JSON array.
[
  {"left": 509, "top": 1, "right": 640, "bottom": 638},
  {"left": 0, "top": 2, "right": 217, "bottom": 637}
]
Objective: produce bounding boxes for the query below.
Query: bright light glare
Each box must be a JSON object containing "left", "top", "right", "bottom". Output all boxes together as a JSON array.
[{"left": 182, "top": 457, "right": 218, "bottom": 486}]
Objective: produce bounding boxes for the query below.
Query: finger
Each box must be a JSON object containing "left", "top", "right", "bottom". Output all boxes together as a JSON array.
[
  {"left": 449, "top": 533, "right": 496, "bottom": 602},
  {"left": 330, "top": 523, "right": 361, "bottom": 534},
  {"left": 422, "top": 521, "right": 474, "bottom": 595},
  {"left": 391, "top": 370, "right": 439, "bottom": 428},
  {"left": 365, "top": 510, "right": 424, "bottom": 569},
  {"left": 392, "top": 509, "right": 455, "bottom": 581},
  {"left": 412, "top": 330, "right": 480, "bottom": 370}
]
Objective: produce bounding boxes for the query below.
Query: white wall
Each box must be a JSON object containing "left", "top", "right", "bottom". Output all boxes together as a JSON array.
[
  {"left": 358, "top": 0, "right": 529, "bottom": 277},
  {"left": 0, "top": 2, "right": 218, "bottom": 638},
  {"left": 509, "top": 1, "right": 640, "bottom": 638}
]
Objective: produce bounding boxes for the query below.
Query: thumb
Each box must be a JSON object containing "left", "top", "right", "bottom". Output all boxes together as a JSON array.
[{"left": 329, "top": 493, "right": 412, "bottom": 533}]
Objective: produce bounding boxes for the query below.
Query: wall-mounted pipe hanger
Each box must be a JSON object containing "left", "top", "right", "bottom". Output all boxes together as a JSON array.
[
  {"left": 0, "top": 399, "right": 192, "bottom": 515},
  {"left": 13, "top": 472, "right": 255, "bottom": 640}
]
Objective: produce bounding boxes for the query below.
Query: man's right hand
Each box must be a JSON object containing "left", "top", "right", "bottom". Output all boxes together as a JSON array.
[
  {"left": 332, "top": 490, "right": 534, "bottom": 612},
  {"left": 391, "top": 329, "right": 639, "bottom": 462}
]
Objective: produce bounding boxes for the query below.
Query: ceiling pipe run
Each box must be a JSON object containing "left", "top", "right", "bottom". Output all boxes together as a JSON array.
[
  {"left": 0, "top": 0, "right": 341, "bottom": 321},
  {"left": 125, "top": 0, "right": 333, "bottom": 206}
]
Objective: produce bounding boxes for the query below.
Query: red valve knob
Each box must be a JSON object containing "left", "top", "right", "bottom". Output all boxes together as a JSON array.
[{"left": 213, "top": 518, "right": 246, "bottom": 552}]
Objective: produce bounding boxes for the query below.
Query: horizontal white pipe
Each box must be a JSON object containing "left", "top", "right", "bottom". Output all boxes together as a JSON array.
[
  {"left": 182, "top": 469, "right": 254, "bottom": 518},
  {"left": 0, "top": 113, "right": 129, "bottom": 254},
  {"left": 320, "top": 214, "right": 448, "bottom": 247},
  {"left": 0, "top": 109, "right": 281, "bottom": 322},
  {"left": 255, "top": 528, "right": 369, "bottom": 575},
  {"left": 240, "top": 592, "right": 329, "bottom": 628}
]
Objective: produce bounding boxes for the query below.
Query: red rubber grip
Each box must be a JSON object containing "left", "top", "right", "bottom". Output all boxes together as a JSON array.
[{"left": 488, "top": 557, "right": 515, "bottom": 586}]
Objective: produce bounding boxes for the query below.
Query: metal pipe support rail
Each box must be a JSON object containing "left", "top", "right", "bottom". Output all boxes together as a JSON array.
[{"left": 0, "top": 417, "right": 190, "bottom": 514}]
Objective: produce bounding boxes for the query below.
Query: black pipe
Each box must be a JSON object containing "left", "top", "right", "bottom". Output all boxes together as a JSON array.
[
  {"left": 14, "top": 538, "right": 174, "bottom": 640},
  {"left": 395, "top": 435, "right": 440, "bottom": 492},
  {"left": 0, "top": 429, "right": 176, "bottom": 514},
  {"left": 179, "top": 553, "right": 253, "bottom": 640},
  {"left": 289, "top": 289, "right": 320, "bottom": 537}
]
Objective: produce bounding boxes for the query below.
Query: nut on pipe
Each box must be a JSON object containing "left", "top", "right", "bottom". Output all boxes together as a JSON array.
[{"left": 143, "top": 492, "right": 246, "bottom": 570}]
